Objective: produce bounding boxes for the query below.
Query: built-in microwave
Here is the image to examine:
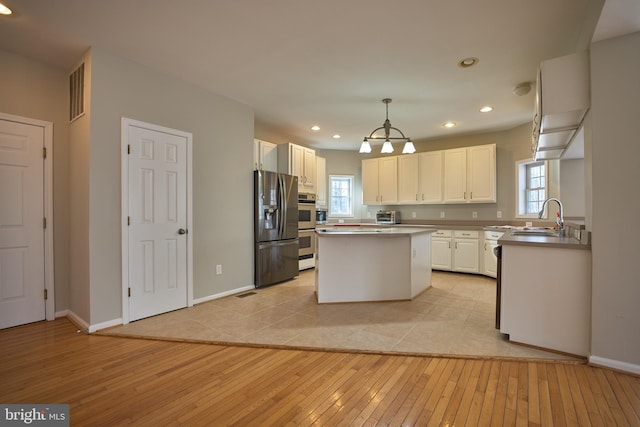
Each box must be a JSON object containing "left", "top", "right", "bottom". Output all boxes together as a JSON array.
[{"left": 376, "top": 210, "right": 400, "bottom": 224}]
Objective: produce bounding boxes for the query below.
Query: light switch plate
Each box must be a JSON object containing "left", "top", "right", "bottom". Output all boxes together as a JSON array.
[{"left": 440, "top": 211, "right": 445, "bottom": 218}]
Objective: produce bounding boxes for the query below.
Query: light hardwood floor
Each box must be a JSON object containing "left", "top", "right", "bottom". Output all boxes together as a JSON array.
[{"left": 1, "top": 318, "right": 638, "bottom": 426}]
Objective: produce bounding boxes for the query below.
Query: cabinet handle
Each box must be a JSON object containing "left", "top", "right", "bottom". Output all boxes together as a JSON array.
[
  {"left": 422, "top": 194, "right": 424, "bottom": 200},
  {"left": 462, "top": 233, "right": 470, "bottom": 236},
  {"left": 484, "top": 243, "right": 487, "bottom": 250},
  {"left": 416, "top": 194, "right": 418, "bottom": 201},
  {"left": 260, "top": 163, "right": 263, "bottom": 170},
  {"left": 448, "top": 242, "right": 451, "bottom": 249},
  {"left": 464, "top": 192, "right": 467, "bottom": 200},
  {"left": 470, "top": 192, "right": 473, "bottom": 199}
]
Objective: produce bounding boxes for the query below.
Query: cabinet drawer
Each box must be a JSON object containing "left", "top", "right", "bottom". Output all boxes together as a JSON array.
[
  {"left": 433, "top": 229, "right": 452, "bottom": 237},
  {"left": 454, "top": 230, "right": 479, "bottom": 239},
  {"left": 484, "top": 230, "right": 504, "bottom": 240}
]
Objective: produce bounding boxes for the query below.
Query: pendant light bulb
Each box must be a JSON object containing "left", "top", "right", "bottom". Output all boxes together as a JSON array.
[
  {"left": 381, "top": 140, "right": 394, "bottom": 154},
  {"left": 402, "top": 140, "right": 416, "bottom": 154},
  {"left": 359, "top": 139, "right": 372, "bottom": 153}
]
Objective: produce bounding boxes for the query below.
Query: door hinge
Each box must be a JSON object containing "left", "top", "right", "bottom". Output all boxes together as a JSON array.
[
  {"left": 43, "top": 217, "right": 47, "bottom": 229},
  {"left": 128, "top": 287, "right": 131, "bottom": 298},
  {"left": 44, "top": 289, "right": 48, "bottom": 300},
  {"left": 43, "top": 147, "right": 47, "bottom": 159},
  {"left": 127, "top": 144, "right": 131, "bottom": 155}
]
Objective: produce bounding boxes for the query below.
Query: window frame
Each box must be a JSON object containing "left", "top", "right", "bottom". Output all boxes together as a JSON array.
[
  {"left": 515, "top": 158, "right": 549, "bottom": 219},
  {"left": 328, "top": 174, "right": 355, "bottom": 218}
]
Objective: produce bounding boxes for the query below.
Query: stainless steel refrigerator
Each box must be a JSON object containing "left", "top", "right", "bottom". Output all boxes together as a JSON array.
[{"left": 254, "top": 170, "right": 299, "bottom": 287}]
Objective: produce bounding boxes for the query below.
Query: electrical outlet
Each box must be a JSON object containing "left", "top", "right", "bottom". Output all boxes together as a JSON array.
[
  {"left": 440, "top": 211, "right": 445, "bottom": 218},
  {"left": 411, "top": 212, "right": 416, "bottom": 218},
  {"left": 525, "top": 221, "right": 533, "bottom": 227},
  {"left": 339, "top": 219, "right": 344, "bottom": 223},
  {"left": 472, "top": 211, "right": 478, "bottom": 219},
  {"left": 367, "top": 211, "right": 371, "bottom": 218},
  {"left": 216, "top": 264, "right": 222, "bottom": 275},
  {"left": 497, "top": 211, "right": 502, "bottom": 219}
]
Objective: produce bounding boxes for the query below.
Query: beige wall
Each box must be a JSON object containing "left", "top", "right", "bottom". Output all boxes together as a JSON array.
[
  {"left": 83, "top": 48, "right": 255, "bottom": 324},
  {"left": 590, "top": 31, "right": 640, "bottom": 368},
  {"left": 0, "top": 50, "right": 71, "bottom": 315}
]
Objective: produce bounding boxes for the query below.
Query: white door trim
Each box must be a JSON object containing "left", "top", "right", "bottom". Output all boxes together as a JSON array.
[
  {"left": 0, "top": 112, "right": 55, "bottom": 322},
  {"left": 120, "top": 117, "right": 193, "bottom": 324}
]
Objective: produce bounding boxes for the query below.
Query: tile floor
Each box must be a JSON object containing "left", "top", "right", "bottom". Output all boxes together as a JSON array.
[{"left": 102, "top": 270, "right": 580, "bottom": 361}]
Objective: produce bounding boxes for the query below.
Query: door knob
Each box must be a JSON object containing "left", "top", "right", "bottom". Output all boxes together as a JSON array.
[{"left": 178, "top": 228, "right": 187, "bottom": 235}]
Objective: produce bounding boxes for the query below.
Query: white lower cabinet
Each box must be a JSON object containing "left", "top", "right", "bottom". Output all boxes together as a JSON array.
[
  {"left": 431, "top": 230, "right": 453, "bottom": 270},
  {"left": 431, "top": 229, "right": 479, "bottom": 274},
  {"left": 453, "top": 230, "right": 479, "bottom": 273},
  {"left": 482, "top": 230, "right": 504, "bottom": 278}
]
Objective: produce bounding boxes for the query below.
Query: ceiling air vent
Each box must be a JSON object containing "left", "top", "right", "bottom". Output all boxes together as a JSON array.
[{"left": 69, "top": 63, "right": 85, "bottom": 122}]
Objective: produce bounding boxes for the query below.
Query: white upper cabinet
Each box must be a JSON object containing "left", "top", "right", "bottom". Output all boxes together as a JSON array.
[
  {"left": 362, "top": 157, "right": 398, "bottom": 205},
  {"left": 418, "top": 151, "right": 443, "bottom": 203},
  {"left": 444, "top": 144, "right": 496, "bottom": 203},
  {"left": 397, "top": 155, "right": 419, "bottom": 203},
  {"left": 278, "top": 142, "right": 316, "bottom": 193},
  {"left": 467, "top": 144, "right": 496, "bottom": 202},
  {"left": 398, "top": 151, "right": 443, "bottom": 204},
  {"left": 532, "top": 51, "right": 590, "bottom": 160},
  {"left": 253, "top": 139, "right": 278, "bottom": 172},
  {"left": 362, "top": 144, "right": 494, "bottom": 206},
  {"left": 443, "top": 148, "right": 468, "bottom": 203},
  {"left": 316, "top": 155, "right": 326, "bottom": 207}
]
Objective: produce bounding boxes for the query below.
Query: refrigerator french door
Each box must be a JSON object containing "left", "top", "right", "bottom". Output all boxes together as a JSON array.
[{"left": 254, "top": 170, "right": 299, "bottom": 287}]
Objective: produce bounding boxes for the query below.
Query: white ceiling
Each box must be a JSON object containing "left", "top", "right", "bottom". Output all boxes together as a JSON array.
[{"left": 0, "top": 0, "right": 637, "bottom": 151}]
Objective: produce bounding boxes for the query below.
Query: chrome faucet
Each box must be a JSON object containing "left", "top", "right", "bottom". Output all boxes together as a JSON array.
[{"left": 539, "top": 197, "right": 564, "bottom": 235}]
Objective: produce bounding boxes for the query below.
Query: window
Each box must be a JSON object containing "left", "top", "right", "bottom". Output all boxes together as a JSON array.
[
  {"left": 516, "top": 159, "right": 547, "bottom": 217},
  {"left": 329, "top": 175, "right": 354, "bottom": 217}
]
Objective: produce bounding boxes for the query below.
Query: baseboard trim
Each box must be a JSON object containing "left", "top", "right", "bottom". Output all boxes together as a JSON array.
[
  {"left": 193, "top": 285, "right": 255, "bottom": 305},
  {"left": 88, "top": 318, "right": 123, "bottom": 333},
  {"left": 589, "top": 355, "right": 640, "bottom": 376},
  {"left": 65, "top": 310, "right": 90, "bottom": 332}
]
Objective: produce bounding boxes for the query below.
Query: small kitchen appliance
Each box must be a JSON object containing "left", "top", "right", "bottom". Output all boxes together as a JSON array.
[{"left": 375, "top": 210, "right": 400, "bottom": 224}]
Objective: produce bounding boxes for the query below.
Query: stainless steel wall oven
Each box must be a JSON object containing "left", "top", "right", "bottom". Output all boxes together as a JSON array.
[{"left": 298, "top": 193, "right": 316, "bottom": 270}]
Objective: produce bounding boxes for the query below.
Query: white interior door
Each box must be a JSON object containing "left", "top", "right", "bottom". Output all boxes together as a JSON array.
[
  {"left": 0, "top": 118, "right": 46, "bottom": 329},
  {"left": 126, "top": 122, "right": 189, "bottom": 321}
]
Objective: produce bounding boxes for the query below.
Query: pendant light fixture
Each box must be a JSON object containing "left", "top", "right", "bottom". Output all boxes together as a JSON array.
[{"left": 360, "top": 98, "right": 415, "bottom": 154}]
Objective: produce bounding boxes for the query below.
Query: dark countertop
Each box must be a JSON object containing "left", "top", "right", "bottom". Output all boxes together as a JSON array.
[{"left": 498, "top": 230, "right": 590, "bottom": 250}]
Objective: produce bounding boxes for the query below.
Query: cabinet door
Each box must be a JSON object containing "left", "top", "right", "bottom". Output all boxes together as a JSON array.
[
  {"left": 418, "top": 151, "right": 443, "bottom": 203},
  {"left": 453, "top": 238, "right": 479, "bottom": 273},
  {"left": 259, "top": 141, "right": 278, "bottom": 172},
  {"left": 432, "top": 238, "right": 452, "bottom": 270},
  {"left": 468, "top": 144, "right": 496, "bottom": 202},
  {"left": 316, "top": 156, "right": 326, "bottom": 207},
  {"left": 483, "top": 241, "right": 499, "bottom": 277},
  {"left": 302, "top": 147, "right": 316, "bottom": 191},
  {"left": 290, "top": 144, "right": 304, "bottom": 187},
  {"left": 398, "top": 155, "right": 419, "bottom": 203},
  {"left": 378, "top": 156, "right": 398, "bottom": 204},
  {"left": 443, "top": 148, "right": 467, "bottom": 202},
  {"left": 362, "top": 158, "right": 379, "bottom": 205}
]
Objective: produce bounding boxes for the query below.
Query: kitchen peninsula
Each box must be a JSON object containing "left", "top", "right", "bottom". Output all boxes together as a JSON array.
[{"left": 314, "top": 227, "right": 434, "bottom": 303}]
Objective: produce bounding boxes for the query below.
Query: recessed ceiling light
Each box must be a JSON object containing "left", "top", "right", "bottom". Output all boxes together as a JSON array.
[
  {"left": 443, "top": 122, "right": 457, "bottom": 128},
  {"left": 311, "top": 125, "right": 320, "bottom": 131},
  {"left": 332, "top": 134, "right": 341, "bottom": 139},
  {"left": 0, "top": 3, "right": 13, "bottom": 15},
  {"left": 480, "top": 106, "right": 493, "bottom": 113},
  {"left": 458, "top": 57, "right": 479, "bottom": 68}
]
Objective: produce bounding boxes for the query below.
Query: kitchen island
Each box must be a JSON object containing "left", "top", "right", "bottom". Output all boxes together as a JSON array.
[{"left": 314, "top": 227, "right": 434, "bottom": 303}]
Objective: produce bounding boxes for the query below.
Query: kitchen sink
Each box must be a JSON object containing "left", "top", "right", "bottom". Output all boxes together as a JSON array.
[{"left": 510, "top": 229, "right": 560, "bottom": 237}]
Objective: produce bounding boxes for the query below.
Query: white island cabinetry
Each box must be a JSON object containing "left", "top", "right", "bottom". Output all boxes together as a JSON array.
[{"left": 315, "top": 227, "right": 433, "bottom": 303}]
